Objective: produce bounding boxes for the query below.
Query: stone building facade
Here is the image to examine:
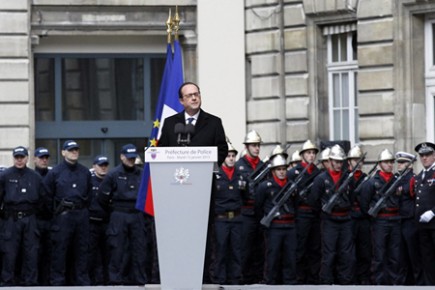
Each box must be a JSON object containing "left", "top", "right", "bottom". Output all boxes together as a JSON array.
[
  {"left": 0, "top": 0, "right": 434, "bottom": 167},
  {"left": 246, "top": 0, "right": 435, "bottom": 165}
]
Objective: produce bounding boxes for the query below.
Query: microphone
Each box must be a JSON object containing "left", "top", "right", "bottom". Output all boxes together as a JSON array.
[
  {"left": 174, "top": 123, "right": 185, "bottom": 145},
  {"left": 185, "top": 124, "right": 195, "bottom": 145}
]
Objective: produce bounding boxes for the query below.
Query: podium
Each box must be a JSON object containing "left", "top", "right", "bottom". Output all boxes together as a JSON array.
[{"left": 145, "top": 147, "right": 217, "bottom": 290}]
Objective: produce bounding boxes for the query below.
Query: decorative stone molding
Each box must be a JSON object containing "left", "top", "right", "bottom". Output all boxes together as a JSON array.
[{"left": 303, "top": 0, "right": 358, "bottom": 15}]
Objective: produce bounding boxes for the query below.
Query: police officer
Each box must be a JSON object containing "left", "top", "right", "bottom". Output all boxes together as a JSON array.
[
  {"left": 43, "top": 140, "right": 92, "bottom": 286},
  {"left": 0, "top": 146, "right": 45, "bottom": 286},
  {"left": 235, "top": 130, "right": 264, "bottom": 284},
  {"left": 98, "top": 144, "right": 146, "bottom": 285},
  {"left": 313, "top": 144, "right": 355, "bottom": 284},
  {"left": 33, "top": 147, "right": 53, "bottom": 286},
  {"left": 362, "top": 149, "right": 401, "bottom": 285},
  {"left": 213, "top": 141, "right": 245, "bottom": 285},
  {"left": 414, "top": 142, "right": 435, "bottom": 285},
  {"left": 347, "top": 146, "right": 371, "bottom": 285},
  {"left": 34, "top": 147, "right": 52, "bottom": 177},
  {"left": 89, "top": 155, "right": 110, "bottom": 285},
  {"left": 395, "top": 151, "right": 424, "bottom": 285},
  {"left": 287, "top": 140, "right": 321, "bottom": 284}
]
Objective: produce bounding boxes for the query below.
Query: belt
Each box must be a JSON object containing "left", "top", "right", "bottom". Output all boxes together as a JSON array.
[
  {"left": 298, "top": 205, "right": 314, "bottom": 211},
  {"left": 243, "top": 199, "right": 255, "bottom": 207},
  {"left": 330, "top": 211, "right": 350, "bottom": 217},
  {"left": 216, "top": 209, "right": 241, "bottom": 220},
  {"left": 272, "top": 214, "right": 295, "bottom": 224},
  {"left": 4, "top": 209, "right": 35, "bottom": 220},
  {"left": 89, "top": 216, "right": 105, "bottom": 222}
]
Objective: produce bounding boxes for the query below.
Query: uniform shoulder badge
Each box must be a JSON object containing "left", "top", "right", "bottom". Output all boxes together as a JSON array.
[{"left": 267, "top": 181, "right": 273, "bottom": 187}]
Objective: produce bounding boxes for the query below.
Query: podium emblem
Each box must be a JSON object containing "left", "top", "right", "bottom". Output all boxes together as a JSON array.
[{"left": 174, "top": 167, "right": 190, "bottom": 184}]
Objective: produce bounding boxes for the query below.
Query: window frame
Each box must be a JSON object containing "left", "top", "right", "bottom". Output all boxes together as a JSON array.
[
  {"left": 34, "top": 53, "right": 165, "bottom": 139},
  {"left": 326, "top": 30, "right": 359, "bottom": 144}
]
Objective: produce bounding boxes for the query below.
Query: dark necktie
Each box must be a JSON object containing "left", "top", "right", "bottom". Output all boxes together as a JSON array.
[{"left": 187, "top": 117, "right": 195, "bottom": 125}]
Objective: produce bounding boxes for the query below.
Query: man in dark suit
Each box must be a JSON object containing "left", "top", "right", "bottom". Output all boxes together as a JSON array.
[
  {"left": 158, "top": 82, "right": 228, "bottom": 283},
  {"left": 158, "top": 82, "right": 228, "bottom": 165}
]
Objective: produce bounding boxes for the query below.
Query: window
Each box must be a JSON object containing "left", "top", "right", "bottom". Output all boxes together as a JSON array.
[
  {"left": 34, "top": 54, "right": 165, "bottom": 166},
  {"left": 326, "top": 28, "right": 358, "bottom": 144}
]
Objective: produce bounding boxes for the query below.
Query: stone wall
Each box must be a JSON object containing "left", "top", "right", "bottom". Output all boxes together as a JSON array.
[{"left": 0, "top": 0, "right": 32, "bottom": 166}]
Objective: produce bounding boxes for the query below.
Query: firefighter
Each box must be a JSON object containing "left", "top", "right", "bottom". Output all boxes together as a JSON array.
[
  {"left": 348, "top": 145, "right": 372, "bottom": 284},
  {"left": 256, "top": 152, "right": 297, "bottom": 284},
  {"left": 361, "top": 149, "right": 401, "bottom": 285},
  {"left": 213, "top": 141, "right": 245, "bottom": 284},
  {"left": 287, "top": 140, "right": 321, "bottom": 284},
  {"left": 313, "top": 144, "right": 355, "bottom": 284},
  {"left": 235, "top": 130, "right": 265, "bottom": 284}
]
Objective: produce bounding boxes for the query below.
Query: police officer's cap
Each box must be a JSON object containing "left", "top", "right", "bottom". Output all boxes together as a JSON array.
[
  {"left": 395, "top": 151, "right": 415, "bottom": 163},
  {"left": 35, "top": 147, "right": 50, "bottom": 157},
  {"left": 63, "top": 140, "right": 79, "bottom": 151},
  {"left": 13, "top": 146, "right": 28, "bottom": 157},
  {"left": 415, "top": 142, "right": 435, "bottom": 155},
  {"left": 93, "top": 155, "right": 109, "bottom": 166},
  {"left": 121, "top": 144, "right": 138, "bottom": 159}
]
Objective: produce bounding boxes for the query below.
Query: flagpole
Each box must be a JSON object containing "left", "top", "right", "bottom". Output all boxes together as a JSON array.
[
  {"left": 172, "top": 5, "right": 180, "bottom": 41},
  {"left": 166, "top": 8, "right": 173, "bottom": 44}
]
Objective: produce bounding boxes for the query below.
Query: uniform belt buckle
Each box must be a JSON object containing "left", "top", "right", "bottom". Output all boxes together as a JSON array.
[
  {"left": 228, "top": 211, "right": 234, "bottom": 219},
  {"left": 17, "top": 212, "right": 24, "bottom": 219}
]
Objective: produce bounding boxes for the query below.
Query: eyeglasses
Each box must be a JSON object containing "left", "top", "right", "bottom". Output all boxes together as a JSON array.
[{"left": 183, "top": 92, "right": 201, "bottom": 99}]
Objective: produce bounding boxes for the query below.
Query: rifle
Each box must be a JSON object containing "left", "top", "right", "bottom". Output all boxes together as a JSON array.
[
  {"left": 298, "top": 161, "right": 322, "bottom": 198},
  {"left": 353, "top": 161, "right": 378, "bottom": 193},
  {"left": 260, "top": 162, "right": 311, "bottom": 228},
  {"left": 368, "top": 156, "right": 416, "bottom": 217},
  {"left": 247, "top": 156, "right": 271, "bottom": 188},
  {"left": 322, "top": 152, "right": 367, "bottom": 214}
]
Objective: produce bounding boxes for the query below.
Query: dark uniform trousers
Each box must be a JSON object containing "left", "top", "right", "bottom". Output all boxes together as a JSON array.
[
  {"left": 351, "top": 216, "right": 372, "bottom": 284},
  {"left": 400, "top": 218, "right": 424, "bottom": 285},
  {"left": 414, "top": 166, "right": 435, "bottom": 285},
  {"left": 50, "top": 208, "right": 90, "bottom": 286},
  {"left": 106, "top": 210, "right": 147, "bottom": 285},
  {"left": 214, "top": 216, "right": 242, "bottom": 284},
  {"left": 88, "top": 174, "right": 109, "bottom": 285},
  {"left": 295, "top": 207, "right": 321, "bottom": 284},
  {"left": 350, "top": 172, "right": 372, "bottom": 285},
  {"left": 0, "top": 213, "right": 39, "bottom": 286},
  {"left": 398, "top": 169, "right": 424, "bottom": 285},
  {"left": 98, "top": 164, "right": 146, "bottom": 285},
  {"left": 320, "top": 216, "right": 355, "bottom": 284}
]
